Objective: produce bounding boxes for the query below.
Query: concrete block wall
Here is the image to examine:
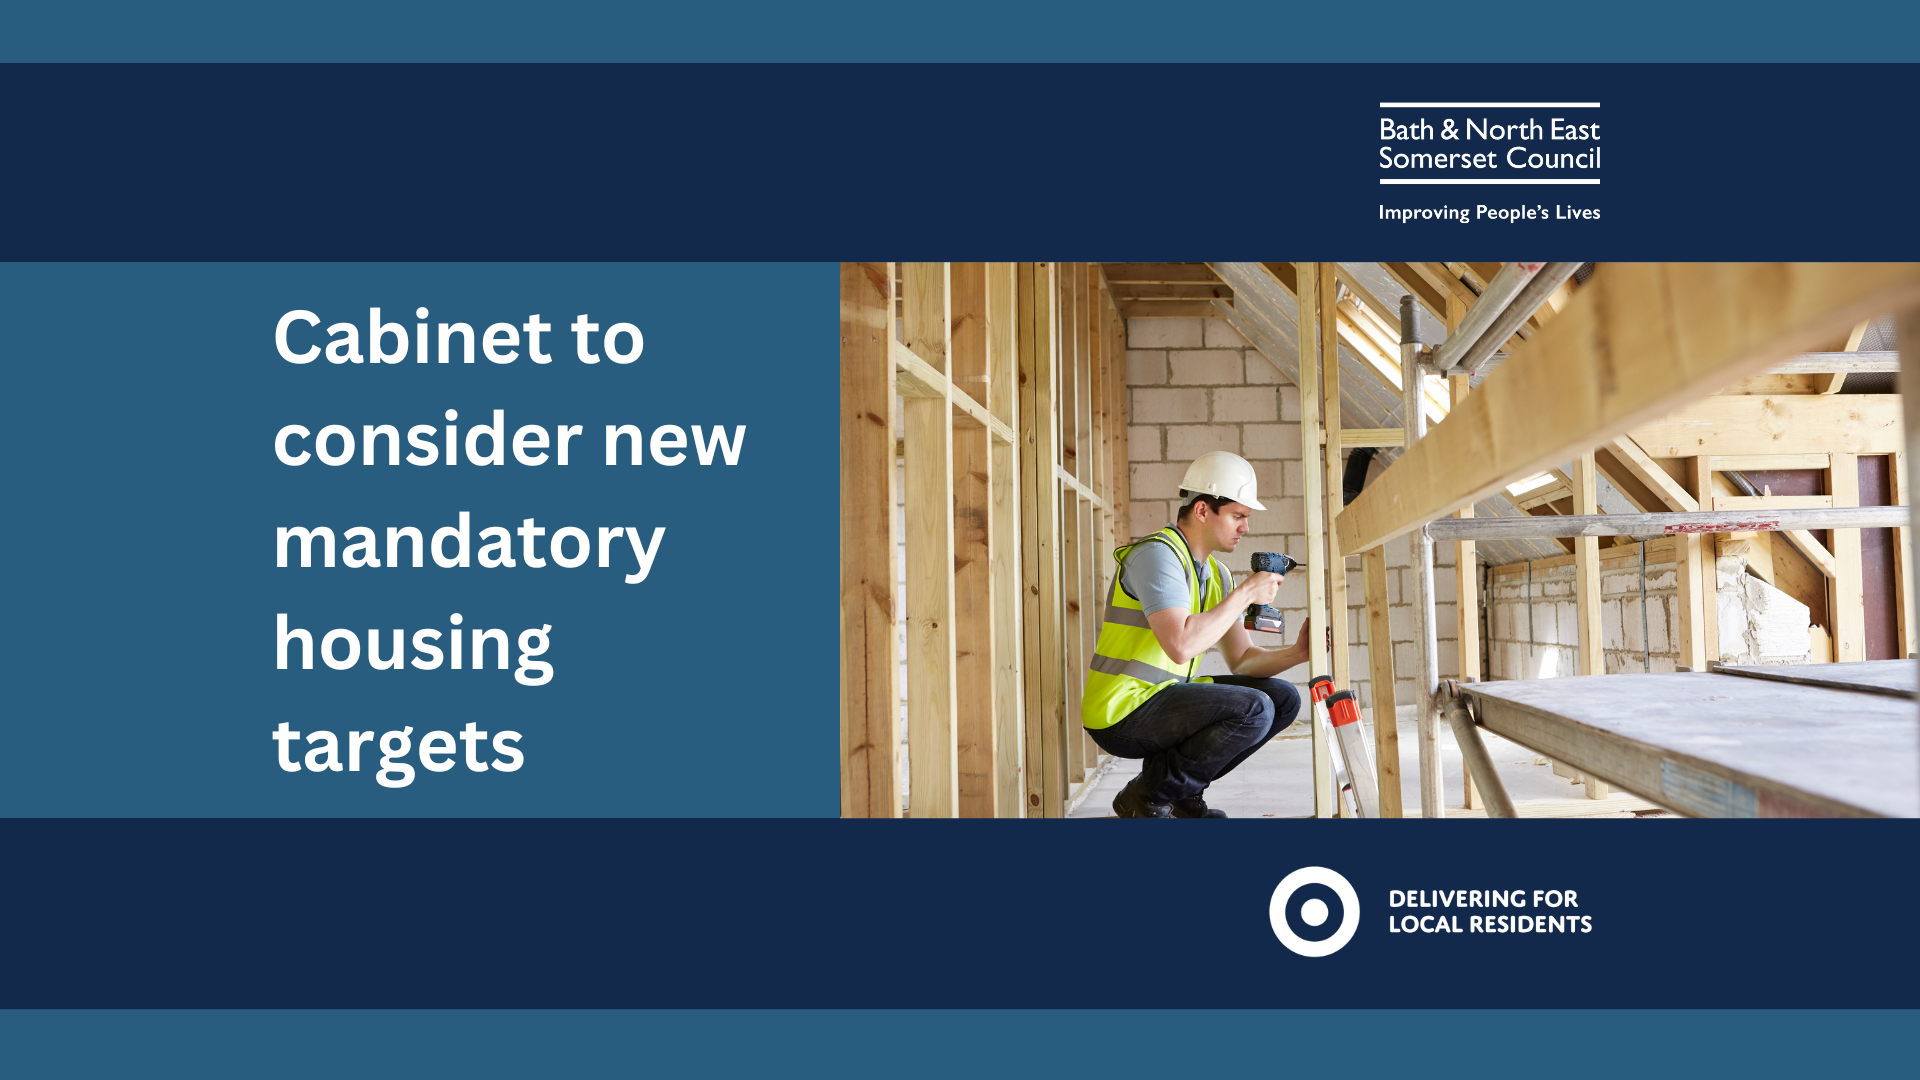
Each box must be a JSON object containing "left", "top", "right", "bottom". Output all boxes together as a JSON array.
[
  {"left": 1716, "top": 557, "right": 1813, "bottom": 664},
  {"left": 1486, "top": 545, "right": 1810, "bottom": 682},
  {"left": 1370, "top": 532, "right": 1460, "bottom": 709},
  {"left": 1124, "top": 316, "right": 1457, "bottom": 713},
  {"left": 1601, "top": 551, "right": 1678, "bottom": 673},
  {"left": 1488, "top": 551, "right": 1681, "bottom": 679}
]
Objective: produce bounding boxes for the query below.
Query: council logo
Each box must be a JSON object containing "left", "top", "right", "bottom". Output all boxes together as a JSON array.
[{"left": 1269, "top": 866, "right": 1360, "bottom": 957}]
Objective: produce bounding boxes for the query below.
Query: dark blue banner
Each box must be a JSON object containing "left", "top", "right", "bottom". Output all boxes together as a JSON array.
[
  {"left": 1, "top": 64, "right": 1916, "bottom": 260},
  {"left": 2, "top": 819, "right": 1910, "bottom": 1008}
]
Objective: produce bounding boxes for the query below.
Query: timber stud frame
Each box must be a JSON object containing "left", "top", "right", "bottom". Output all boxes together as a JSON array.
[{"left": 840, "top": 264, "right": 1128, "bottom": 817}]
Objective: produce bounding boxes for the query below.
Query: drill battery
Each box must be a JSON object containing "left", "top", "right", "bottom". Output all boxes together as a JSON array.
[{"left": 1242, "top": 550, "right": 1299, "bottom": 633}]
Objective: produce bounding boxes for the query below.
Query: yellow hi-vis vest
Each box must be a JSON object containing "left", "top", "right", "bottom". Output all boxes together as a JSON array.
[{"left": 1081, "top": 525, "right": 1228, "bottom": 730}]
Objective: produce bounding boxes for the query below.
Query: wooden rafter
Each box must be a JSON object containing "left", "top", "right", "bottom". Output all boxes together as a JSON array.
[
  {"left": 1106, "top": 263, "right": 1231, "bottom": 319},
  {"left": 1335, "top": 263, "right": 1920, "bottom": 555},
  {"left": 1628, "top": 394, "right": 1902, "bottom": 458}
]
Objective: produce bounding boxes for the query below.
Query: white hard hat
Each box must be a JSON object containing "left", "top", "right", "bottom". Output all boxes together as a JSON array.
[{"left": 1180, "top": 450, "right": 1265, "bottom": 512}]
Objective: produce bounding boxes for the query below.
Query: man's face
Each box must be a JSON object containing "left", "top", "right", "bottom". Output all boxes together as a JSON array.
[{"left": 1200, "top": 501, "right": 1254, "bottom": 550}]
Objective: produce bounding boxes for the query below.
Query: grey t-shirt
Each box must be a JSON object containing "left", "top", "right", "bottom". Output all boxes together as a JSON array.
[{"left": 1121, "top": 534, "right": 1226, "bottom": 616}]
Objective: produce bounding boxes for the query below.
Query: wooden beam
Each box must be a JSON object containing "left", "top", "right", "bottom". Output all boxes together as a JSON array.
[
  {"left": 1817, "top": 324, "right": 1874, "bottom": 395},
  {"left": 1117, "top": 300, "right": 1221, "bottom": 319},
  {"left": 890, "top": 335, "right": 1016, "bottom": 446},
  {"left": 1830, "top": 453, "right": 1865, "bottom": 663},
  {"left": 985, "top": 263, "right": 1024, "bottom": 816},
  {"left": 1592, "top": 450, "right": 1666, "bottom": 515},
  {"left": 1055, "top": 465, "right": 1110, "bottom": 509},
  {"left": 1605, "top": 436, "right": 1698, "bottom": 512},
  {"left": 1060, "top": 266, "right": 1086, "bottom": 787},
  {"left": 1038, "top": 263, "right": 1066, "bottom": 813},
  {"left": 1206, "top": 263, "right": 1302, "bottom": 371},
  {"left": 1907, "top": 310, "right": 1920, "bottom": 663},
  {"left": 1335, "top": 293, "right": 1399, "bottom": 352},
  {"left": 953, "top": 371, "right": 1014, "bottom": 441},
  {"left": 1572, "top": 452, "right": 1605, "bottom": 678},
  {"left": 839, "top": 262, "right": 901, "bottom": 818},
  {"left": 1335, "top": 264, "right": 1920, "bottom": 555},
  {"left": 1722, "top": 373, "right": 1827, "bottom": 396},
  {"left": 1513, "top": 483, "right": 1573, "bottom": 513},
  {"left": 1100, "top": 263, "right": 1219, "bottom": 285},
  {"left": 1075, "top": 261, "right": 1093, "bottom": 472},
  {"left": 1018, "top": 263, "right": 1066, "bottom": 817},
  {"left": 1261, "top": 261, "right": 1299, "bottom": 296},
  {"left": 1075, "top": 264, "right": 1101, "bottom": 780},
  {"left": 1629, "top": 395, "right": 1903, "bottom": 458},
  {"left": 1212, "top": 297, "right": 1300, "bottom": 388},
  {"left": 1571, "top": 451, "right": 1608, "bottom": 799},
  {"left": 1781, "top": 528, "right": 1837, "bottom": 579},
  {"left": 1322, "top": 266, "right": 1352, "bottom": 697},
  {"left": 954, "top": 435, "right": 999, "bottom": 816},
  {"left": 1109, "top": 294, "right": 1131, "bottom": 541},
  {"left": 1091, "top": 274, "right": 1110, "bottom": 583},
  {"left": 1297, "top": 262, "right": 1334, "bottom": 818},
  {"left": 1362, "top": 548, "right": 1401, "bottom": 819},
  {"left": 950, "top": 264, "right": 998, "bottom": 818},
  {"left": 1766, "top": 351, "right": 1897, "bottom": 375},
  {"left": 903, "top": 262, "right": 948, "bottom": 373},
  {"left": 1323, "top": 280, "right": 1352, "bottom": 822},
  {"left": 1492, "top": 541, "right": 1679, "bottom": 578},
  {"left": 1413, "top": 261, "right": 1479, "bottom": 306},
  {"left": 1691, "top": 457, "right": 1719, "bottom": 663},
  {"left": 951, "top": 264, "right": 990, "bottom": 411},
  {"left": 1452, "top": 439, "right": 1483, "bottom": 793},
  {"left": 1092, "top": 289, "right": 1115, "bottom": 714},
  {"left": 902, "top": 263, "right": 959, "bottom": 819},
  {"left": 1107, "top": 283, "right": 1235, "bottom": 301},
  {"left": 891, "top": 339, "right": 946, "bottom": 399},
  {"left": 989, "top": 264, "right": 1018, "bottom": 427},
  {"left": 1377, "top": 262, "right": 1448, "bottom": 325},
  {"left": 1338, "top": 428, "right": 1406, "bottom": 447},
  {"left": 1440, "top": 291, "right": 1481, "bottom": 810},
  {"left": 1613, "top": 432, "right": 1711, "bottom": 671},
  {"left": 1711, "top": 454, "right": 1833, "bottom": 472},
  {"left": 1845, "top": 320, "right": 1873, "bottom": 353},
  {"left": 1716, "top": 495, "right": 1834, "bottom": 511},
  {"left": 1332, "top": 265, "right": 1401, "bottom": 339},
  {"left": 1894, "top": 453, "right": 1915, "bottom": 659},
  {"left": 1333, "top": 304, "right": 1451, "bottom": 416},
  {"left": 1674, "top": 523, "right": 1709, "bottom": 672}
]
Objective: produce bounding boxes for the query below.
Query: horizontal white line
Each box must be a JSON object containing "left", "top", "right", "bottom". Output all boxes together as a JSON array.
[
  {"left": 1378, "top": 102, "right": 1601, "bottom": 108},
  {"left": 1380, "top": 178, "right": 1601, "bottom": 185}
]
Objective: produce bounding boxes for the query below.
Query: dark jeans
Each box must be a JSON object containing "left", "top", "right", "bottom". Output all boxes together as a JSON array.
[{"left": 1086, "top": 676, "right": 1301, "bottom": 803}]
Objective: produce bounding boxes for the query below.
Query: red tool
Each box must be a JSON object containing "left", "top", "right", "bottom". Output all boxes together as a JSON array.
[{"left": 1305, "top": 676, "right": 1382, "bottom": 819}]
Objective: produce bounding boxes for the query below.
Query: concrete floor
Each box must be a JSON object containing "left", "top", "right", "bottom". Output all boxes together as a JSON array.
[{"left": 1068, "top": 710, "right": 1672, "bottom": 819}]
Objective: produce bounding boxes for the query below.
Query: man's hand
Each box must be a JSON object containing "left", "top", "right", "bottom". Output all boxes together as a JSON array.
[
  {"left": 1293, "top": 615, "right": 1312, "bottom": 654},
  {"left": 1237, "top": 570, "right": 1282, "bottom": 607}
]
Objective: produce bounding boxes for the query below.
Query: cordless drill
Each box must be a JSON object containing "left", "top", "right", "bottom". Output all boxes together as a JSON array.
[{"left": 1243, "top": 551, "right": 1299, "bottom": 633}]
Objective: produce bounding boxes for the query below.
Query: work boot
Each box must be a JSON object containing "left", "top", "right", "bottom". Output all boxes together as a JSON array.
[
  {"left": 1171, "top": 794, "right": 1228, "bottom": 819},
  {"left": 1112, "top": 780, "right": 1172, "bottom": 818}
]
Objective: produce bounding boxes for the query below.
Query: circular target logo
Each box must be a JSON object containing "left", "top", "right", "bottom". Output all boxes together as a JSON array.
[{"left": 1269, "top": 866, "right": 1360, "bottom": 957}]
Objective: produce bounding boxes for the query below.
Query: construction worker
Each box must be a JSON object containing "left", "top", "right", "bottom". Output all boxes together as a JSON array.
[{"left": 1083, "top": 450, "right": 1311, "bottom": 818}]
